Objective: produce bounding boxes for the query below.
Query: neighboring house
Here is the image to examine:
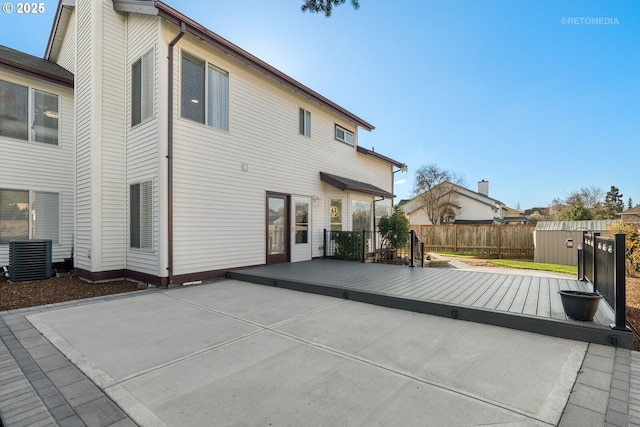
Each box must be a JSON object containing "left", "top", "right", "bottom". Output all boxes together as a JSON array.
[
  {"left": 0, "top": 0, "right": 405, "bottom": 286},
  {"left": 399, "top": 180, "right": 524, "bottom": 225},
  {"left": 621, "top": 206, "right": 640, "bottom": 224}
]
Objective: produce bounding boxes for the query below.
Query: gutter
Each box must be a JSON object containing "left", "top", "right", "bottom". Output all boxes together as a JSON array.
[{"left": 167, "top": 21, "right": 186, "bottom": 286}]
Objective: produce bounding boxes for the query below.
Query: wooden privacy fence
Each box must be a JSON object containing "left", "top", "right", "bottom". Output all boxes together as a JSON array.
[{"left": 414, "top": 224, "right": 535, "bottom": 258}]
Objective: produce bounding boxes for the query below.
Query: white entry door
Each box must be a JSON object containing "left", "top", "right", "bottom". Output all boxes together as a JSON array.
[{"left": 291, "top": 196, "right": 312, "bottom": 262}]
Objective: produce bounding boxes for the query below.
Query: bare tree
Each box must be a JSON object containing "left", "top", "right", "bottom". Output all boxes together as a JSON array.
[
  {"left": 301, "top": 0, "right": 360, "bottom": 17},
  {"left": 413, "top": 164, "right": 465, "bottom": 224},
  {"left": 566, "top": 186, "right": 603, "bottom": 209}
]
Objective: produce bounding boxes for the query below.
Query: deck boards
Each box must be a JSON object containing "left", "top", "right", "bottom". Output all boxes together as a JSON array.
[{"left": 229, "top": 259, "right": 630, "bottom": 348}]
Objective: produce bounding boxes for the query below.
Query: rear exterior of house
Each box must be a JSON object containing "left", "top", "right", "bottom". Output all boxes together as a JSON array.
[
  {"left": 1, "top": 0, "right": 402, "bottom": 286},
  {"left": 0, "top": 46, "right": 75, "bottom": 269}
]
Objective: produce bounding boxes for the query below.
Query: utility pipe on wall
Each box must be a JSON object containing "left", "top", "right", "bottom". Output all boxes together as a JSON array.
[{"left": 167, "top": 21, "right": 185, "bottom": 286}]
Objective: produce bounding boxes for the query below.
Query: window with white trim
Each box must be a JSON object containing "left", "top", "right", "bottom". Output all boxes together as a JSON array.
[
  {"left": 132, "top": 48, "right": 154, "bottom": 127},
  {"left": 335, "top": 125, "right": 354, "bottom": 145},
  {"left": 0, "top": 189, "right": 59, "bottom": 243},
  {"left": 130, "top": 181, "right": 152, "bottom": 249},
  {"left": 299, "top": 108, "right": 311, "bottom": 137},
  {"left": 181, "top": 52, "right": 229, "bottom": 131},
  {"left": 0, "top": 79, "right": 59, "bottom": 145}
]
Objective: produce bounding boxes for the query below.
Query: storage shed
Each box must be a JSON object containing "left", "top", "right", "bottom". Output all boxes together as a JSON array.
[{"left": 533, "top": 220, "right": 616, "bottom": 266}]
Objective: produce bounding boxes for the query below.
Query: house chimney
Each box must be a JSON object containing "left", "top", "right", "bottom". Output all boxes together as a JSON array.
[{"left": 478, "top": 180, "right": 489, "bottom": 196}]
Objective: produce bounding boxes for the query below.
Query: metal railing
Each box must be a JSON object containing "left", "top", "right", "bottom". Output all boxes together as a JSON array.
[
  {"left": 323, "top": 229, "right": 425, "bottom": 267},
  {"left": 578, "top": 231, "right": 628, "bottom": 330}
]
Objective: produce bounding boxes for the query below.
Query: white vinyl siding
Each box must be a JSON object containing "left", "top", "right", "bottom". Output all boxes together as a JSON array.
[
  {"left": 131, "top": 48, "right": 154, "bottom": 127},
  {"left": 0, "top": 68, "right": 74, "bottom": 266},
  {"left": 126, "top": 12, "right": 161, "bottom": 277},
  {"left": 55, "top": 8, "right": 76, "bottom": 74},
  {"left": 170, "top": 31, "right": 393, "bottom": 275},
  {"left": 0, "top": 80, "right": 59, "bottom": 145}
]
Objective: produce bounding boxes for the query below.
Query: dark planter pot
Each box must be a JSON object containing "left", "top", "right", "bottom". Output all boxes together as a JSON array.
[
  {"left": 63, "top": 257, "right": 74, "bottom": 272},
  {"left": 558, "top": 290, "right": 602, "bottom": 321}
]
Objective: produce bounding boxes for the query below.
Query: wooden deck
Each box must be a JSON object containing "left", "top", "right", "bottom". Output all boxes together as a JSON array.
[{"left": 229, "top": 259, "right": 632, "bottom": 348}]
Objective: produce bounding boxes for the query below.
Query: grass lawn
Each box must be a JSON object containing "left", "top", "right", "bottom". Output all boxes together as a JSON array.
[
  {"left": 486, "top": 259, "right": 577, "bottom": 275},
  {"left": 436, "top": 253, "right": 578, "bottom": 275}
]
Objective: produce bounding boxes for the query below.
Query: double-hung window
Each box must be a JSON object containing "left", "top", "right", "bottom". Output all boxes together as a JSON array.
[
  {"left": 0, "top": 79, "right": 59, "bottom": 145},
  {"left": 181, "top": 53, "right": 229, "bottom": 131},
  {"left": 0, "top": 189, "right": 59, "bottom": 244},
  {"left": 335, "top": 125, "right": 354, "bottom": 145},
  {"left": 130, "top": 181, "right": 153, "bottom": 249},
  {"left": 132, "top": 49, "right": 154, "bottom": 126},
  {"left": 299, "top": 108, "right": 311, "bottom": 137}
]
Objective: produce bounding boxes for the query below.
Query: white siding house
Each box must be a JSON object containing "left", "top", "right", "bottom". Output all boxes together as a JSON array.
[
  {"left": 0, "top": 0, "right": 404, "bottom": 285},
  {"left": 0, "top": 46, "right": 75, "bottom": 267},
  {"left": 400, "top": 180, "right": 523, "bottom": 226}
]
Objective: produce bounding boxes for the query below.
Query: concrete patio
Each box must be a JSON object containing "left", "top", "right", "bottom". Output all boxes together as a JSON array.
[{"left": 0, "top": 260, "right": 637, "bottom": 426}]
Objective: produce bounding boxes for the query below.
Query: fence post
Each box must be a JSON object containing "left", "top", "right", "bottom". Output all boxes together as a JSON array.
[
  {"left": 592, "top": 232, "right": 600, "bottom": 293},
  {"left": 612, "top": 233, "right": 630, "bottom": 331},
  {"left": 410, "top": 230, "right": 415, "bottom": 268},
  {"left": 323, "top": 229, "right": 327, "bottom": 258},
  {"left": 361, "top": 229, "right": 366, "bottom": 263}
]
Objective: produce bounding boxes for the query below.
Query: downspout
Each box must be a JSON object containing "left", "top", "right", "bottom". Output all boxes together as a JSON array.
[{"left": 167, "top": 22, "right": 186, "bottom": 286}]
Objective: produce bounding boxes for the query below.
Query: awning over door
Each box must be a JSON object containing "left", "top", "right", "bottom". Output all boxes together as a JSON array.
[{"left": 320, "top": 172, "right": 394, "bottom": 199}]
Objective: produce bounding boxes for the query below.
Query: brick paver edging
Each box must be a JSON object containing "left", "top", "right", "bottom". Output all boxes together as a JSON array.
[{"left": 0, "top": 292, "right": 149, "bottom": 426}]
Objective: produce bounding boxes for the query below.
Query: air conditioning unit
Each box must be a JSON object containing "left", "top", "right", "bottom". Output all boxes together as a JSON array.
[{"left": 9, "top": 239, "right": 53, "bottom": 281}]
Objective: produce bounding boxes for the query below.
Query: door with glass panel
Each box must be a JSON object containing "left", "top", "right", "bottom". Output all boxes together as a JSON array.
[
  {"left": 266, "top": 193, "right": 289, "bottom": 264},
  {"left": 291, "top": 196, "right": 311, "bottom": 262}
]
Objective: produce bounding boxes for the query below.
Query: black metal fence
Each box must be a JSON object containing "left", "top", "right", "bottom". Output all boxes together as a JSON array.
[
  {"left": 578, "top": 232, "right": 628, "bottom": 330},
  {"left": 323, "top": 229, "right": 425, "bottom": 267}
]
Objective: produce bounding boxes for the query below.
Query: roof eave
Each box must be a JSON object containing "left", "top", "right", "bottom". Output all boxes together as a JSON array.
[
  {"left": 356, "top": 146, "right": 406, "bottom": 168},
  {"left": 154, "top": 1, "right": 374, "bottom": 131},
  {"left": 0, "top": 60, "right": 74, "bottom": 88},
  {"left": 45, "top": 0, "right": 75, "bottom": 61}
]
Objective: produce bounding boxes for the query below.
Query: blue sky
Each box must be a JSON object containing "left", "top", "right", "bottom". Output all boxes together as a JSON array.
[{"left": 1, "top": 0, "right": 638, "bottom": 210}]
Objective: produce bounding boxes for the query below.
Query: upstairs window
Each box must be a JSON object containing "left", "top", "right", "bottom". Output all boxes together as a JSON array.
[
  {"left": 335, "top": 125, "right": 354, "bottom": 145},
  {"left": 181, "top": 53, "right": 229, "bottom": 131},
  {"left": 299, "top": 108, "right": 311, "bottom": 137},
  {"left": 0, "top": 80, "right": 59, "bottom": 145},
  {"left": 132, "top": 48, "right": 154, "bottom": 127},
  {"left": 130, "top": 181, "right": 153, "bottom": 249}
]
